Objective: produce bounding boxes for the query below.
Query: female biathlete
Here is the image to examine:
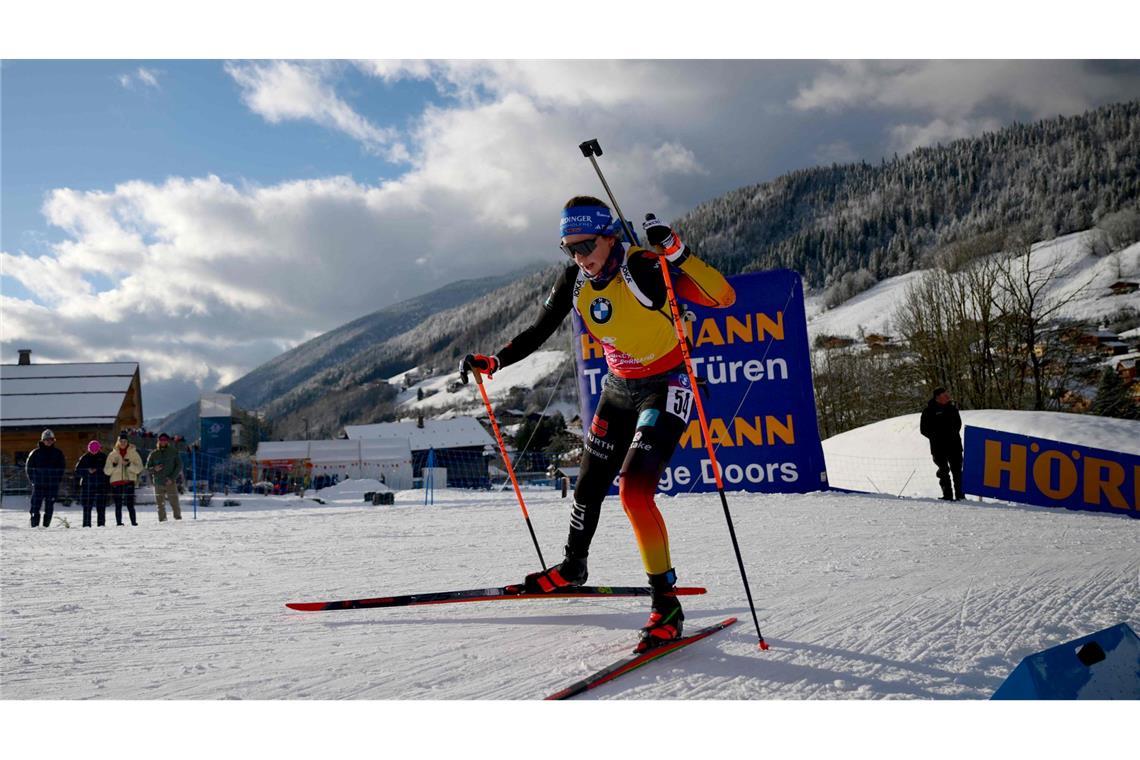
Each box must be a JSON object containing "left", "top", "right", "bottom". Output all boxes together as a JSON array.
[{"left": 462, "top": 197, "right": 735, "bottom": 651}]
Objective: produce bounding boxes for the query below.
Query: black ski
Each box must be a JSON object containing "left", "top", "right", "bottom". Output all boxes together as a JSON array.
[
  {"left": 545, "top": 617, "right": 738, "bottom": 700},
  {"left": 286, "top": 584, "right": 706, "bottom": 611}
]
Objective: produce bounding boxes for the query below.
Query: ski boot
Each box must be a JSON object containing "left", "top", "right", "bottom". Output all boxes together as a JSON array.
[
  {"left": 523, "top": 546, "right": 588, "bottom": 593},
  {"left": 636, "top": 568, "right": 685, "bottom": 653}
]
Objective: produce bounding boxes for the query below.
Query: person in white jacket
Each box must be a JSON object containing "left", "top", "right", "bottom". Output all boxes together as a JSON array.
[{"left": 104, "top": 431, "right": 143, "bottom": 526}]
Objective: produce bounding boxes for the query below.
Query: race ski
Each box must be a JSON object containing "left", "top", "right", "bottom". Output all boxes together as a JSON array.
[
  {"left": 545, "top": 617, "right": 738, "bottom": 700},
  {"left": 285, "top": 584, "right": 707, "bottom": 612}
]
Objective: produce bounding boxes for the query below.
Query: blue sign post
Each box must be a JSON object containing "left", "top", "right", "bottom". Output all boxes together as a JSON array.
[{"left": 572, "top": 269, "right": 827, "bottom": 496}]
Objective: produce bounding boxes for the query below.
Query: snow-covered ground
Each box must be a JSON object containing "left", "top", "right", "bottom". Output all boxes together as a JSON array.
[
  {"left": 3, "top": 479, "right": 1136, "bottom": 700},
  {"left": 806, "top": 230, "right": 1140, "bottom": 341},
  {"left": 824, "top": 409, "right": 1140, "bottom": 497}
]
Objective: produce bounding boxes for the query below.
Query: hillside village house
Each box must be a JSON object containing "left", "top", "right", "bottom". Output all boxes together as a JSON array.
[{"left": 1, "top": 351, "right": 144, "bottom": 471}]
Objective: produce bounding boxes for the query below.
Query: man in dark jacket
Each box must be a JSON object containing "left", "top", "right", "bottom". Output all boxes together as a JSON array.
[
  {"left": 76, "top": 441, "right": 110, "bottom": 527},
  {"left": 920, "top": 387, "right": 964, "bottom": 501},
  {"left": 26, "top": 429, "right": 66, "bottom": 527}
]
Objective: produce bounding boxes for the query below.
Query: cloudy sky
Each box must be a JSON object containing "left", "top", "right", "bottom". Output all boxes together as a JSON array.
[{"left": 4, "top": 56, "right": 1140, "bottom": 416}]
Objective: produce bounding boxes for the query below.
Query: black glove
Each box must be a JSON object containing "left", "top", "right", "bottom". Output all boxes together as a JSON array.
[
  {"left": 460, "top": 353, "right": 499, "bottom": 384},
  {"left": 642, "top": 214, "right": 686, "bottom": 260}
]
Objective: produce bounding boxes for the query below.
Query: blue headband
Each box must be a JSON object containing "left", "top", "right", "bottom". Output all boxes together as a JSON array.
[{"left": 560, "top": 205, "right": 621, "bottom": 238}]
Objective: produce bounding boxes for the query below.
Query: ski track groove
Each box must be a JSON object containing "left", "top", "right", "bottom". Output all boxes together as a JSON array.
[{"left": 2, "top": 490, "right": 1137, "bottom": 699}]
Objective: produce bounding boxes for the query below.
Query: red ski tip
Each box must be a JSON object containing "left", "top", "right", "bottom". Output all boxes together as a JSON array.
[{"left": 758, "top": 640, "right": 770, "bottom": 651}]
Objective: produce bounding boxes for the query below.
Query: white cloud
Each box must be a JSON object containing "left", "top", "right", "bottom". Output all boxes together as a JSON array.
[
  {"left": 225, "top": 61, "right": 406, "bottom": 160},
  {"left": 888, "top": 116, "right": 1008, "bottom": 154},
  {"left": 119, "top": 66, "right": 162, "bottom": 90},
  {"left": 793, "top": 61, "right": 1133, "bottom": 119},
  {"left": 136, "top": 67, "right": 159, "bottom": 88},
  {"left": 793, "top": 60, "right": 1140, "bottom": 150},
  {"left": 4, "top": 62, "right": 719, "bottom": 414}
]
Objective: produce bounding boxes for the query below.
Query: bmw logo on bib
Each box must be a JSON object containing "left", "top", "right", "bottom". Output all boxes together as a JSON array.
[{"left": 590, "top": 297, "right": 613, "bottom": 324}]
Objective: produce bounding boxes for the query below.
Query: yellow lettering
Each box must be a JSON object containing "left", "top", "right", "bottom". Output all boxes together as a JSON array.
[
  {"left": 695, "top": 318, "right": 725, "bottom": 348},
  {"left": 725, "top": 315, "right": 752, "bottom": 344},
  {"left": 756, "top": 311, "right": 784, "bottom": 342},
  {"left": 984, "top": 440, "right": 1027, "bottom": 492},
  {"left": 766, "top": 415, "right": 795, "bottom": 446},
  {"left": 680, "top": 417, "right": 734, "bottom": 448},
  {"left": 581, "top": 333, "right": 603, "bottom": 360},
  {"left": 1083, "top": 457, "right": 1129, "bottom": 510},
  {"left": 734, "top": 417, "right": 764, "bottom": 447},
  {"left": 680, "top": 420, "right": 702, "bottom": 449},
  {"left": 708, "top": 418, "right": 732, "bottom": 447},
  {"left": 1032, "top": 450, "right": 1077, "bottom": 501},
  {"left": 682, "top": 416, "right": 795, "bottom": 449}
]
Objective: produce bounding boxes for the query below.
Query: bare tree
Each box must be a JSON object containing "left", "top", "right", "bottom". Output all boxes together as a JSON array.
[{"left": 991, "top": 228, "right": 1093, "bottom": 410}]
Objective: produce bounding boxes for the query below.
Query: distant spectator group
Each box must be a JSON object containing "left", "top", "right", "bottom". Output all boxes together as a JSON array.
[{"left": 24, "top": 428, "right": 185, "bottom": 528}]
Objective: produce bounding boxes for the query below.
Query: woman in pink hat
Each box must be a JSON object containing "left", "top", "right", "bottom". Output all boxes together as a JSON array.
[{"left": 75, "top": 441, "right": 109, "bottom": 527}]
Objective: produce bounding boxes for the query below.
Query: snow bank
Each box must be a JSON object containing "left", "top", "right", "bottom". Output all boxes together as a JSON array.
[{"left": 316, "top": 477, "right": 391, "bottom": 500}]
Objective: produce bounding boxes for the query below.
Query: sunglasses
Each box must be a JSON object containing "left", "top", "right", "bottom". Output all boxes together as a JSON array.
[{"left": 560, "top": 236, "right": 602, "bottom": 258}]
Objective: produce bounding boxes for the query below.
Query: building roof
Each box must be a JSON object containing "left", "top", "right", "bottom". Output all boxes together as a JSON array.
[
  {"left": 1105, "top": 352, "right": 1140, "bottom": 370},
  {"left": 344, "top": 417, "right": 494, "bottom": 451},
  {"left": 0, "top": 362, "right": 138, "bottom": 428},
  {"left": 255, "top": 439, "right": 412, "bottom": 464}
]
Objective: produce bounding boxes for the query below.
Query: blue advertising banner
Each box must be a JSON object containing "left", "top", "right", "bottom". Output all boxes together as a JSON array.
[
  {"left": 963, "top": 425, "right": 1139, "bottom": 518},
  {"left": 571, "top": 268, "right": 827, "bottom": 495},
  {"left": 200, "top": 417, "right": 232, "bottom": 462}
]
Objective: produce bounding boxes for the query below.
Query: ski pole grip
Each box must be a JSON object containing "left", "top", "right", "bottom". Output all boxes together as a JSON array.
[{"left": 579, "top": 139, "right": 602, "bottom": 157}]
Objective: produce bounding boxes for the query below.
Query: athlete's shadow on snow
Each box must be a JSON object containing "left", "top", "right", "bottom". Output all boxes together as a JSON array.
[
  {"left": 311, "top": 608, "right": 688, "bottom": 633},
  {"left": 579, "top": 635, "right": 998, "bottom": 700},
  {"left": 749, "top": 637, "right": 1001, "bottom": 698},
  {"left": 308, "top": 609, "right": 1003, "bottom": 699}
]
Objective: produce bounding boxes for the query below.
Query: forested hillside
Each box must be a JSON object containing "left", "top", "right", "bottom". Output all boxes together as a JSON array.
[{"left": 677, "top": 101, "right": 1140, "bottom": 287}]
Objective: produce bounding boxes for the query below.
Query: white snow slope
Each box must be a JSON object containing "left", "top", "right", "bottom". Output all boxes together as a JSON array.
[
  {"left": 805, "top": 230, "right": 1140, "bottom": 341},
  {"left": 3, "top": 482, "right": 1137, "bottom": 699}
]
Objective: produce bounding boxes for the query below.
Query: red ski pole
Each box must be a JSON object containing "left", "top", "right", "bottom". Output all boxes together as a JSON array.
[
  {"left": 578, "top": 138, "right": 769, "bottom": 650},
  {"left": 464, "top": 365, "right": 547, "bottom": 570}
]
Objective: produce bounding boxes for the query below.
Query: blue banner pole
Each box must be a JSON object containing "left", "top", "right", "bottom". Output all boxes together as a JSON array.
[{"left": 192, "top": 448, "right": 198, "bottom": 519}]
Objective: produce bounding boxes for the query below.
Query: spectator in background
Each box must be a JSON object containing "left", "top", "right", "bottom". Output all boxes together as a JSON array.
[
  {"left": 105, "top": 431, "right": 143, "bottom": 525},
  {"left": 920, "top": 387, "right": 965, "bottom": 501},
  {"left": 76, "top": 440, "right": 109, "bottom": 527},
  {"left": 25, "top": 428, "right": 66, "bottom": 528},
  {"left": 146, "top": 432, "right": 183, "bottom": 522}
]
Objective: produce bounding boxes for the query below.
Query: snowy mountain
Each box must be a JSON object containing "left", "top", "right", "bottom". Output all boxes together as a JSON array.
[
  {"left": 676, "top": 100, "right": 1140, "bottom": 288},
  {"left": 156, "top": 268, "right": 543, "bottom": 437},
  {"left": 392, "top": 350, "right": 573, "bottom": 418}
]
